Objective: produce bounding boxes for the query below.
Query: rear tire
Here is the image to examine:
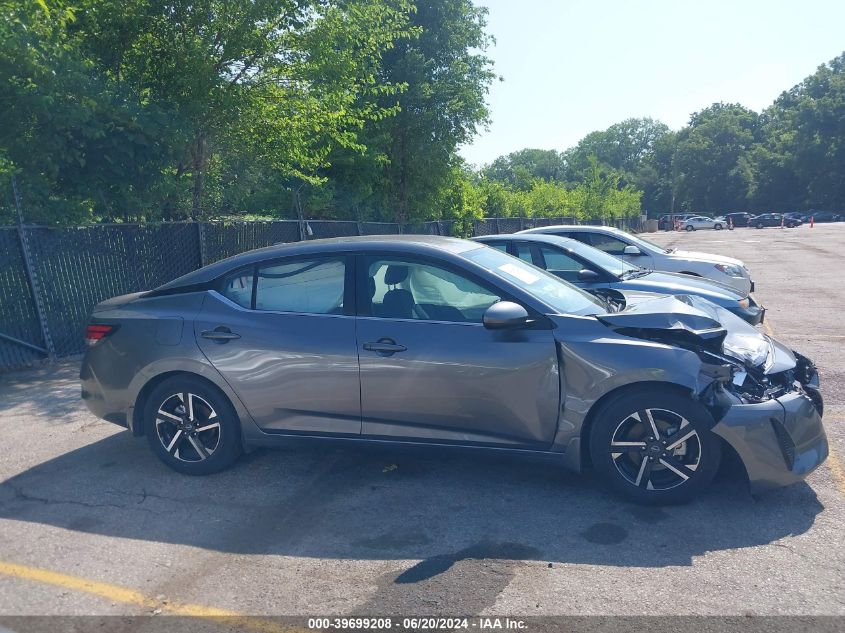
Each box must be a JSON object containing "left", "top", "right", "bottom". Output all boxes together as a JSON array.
[
  {"left": 685, "top": 225, "right": 694, "bottom": 231},
  {"left": 714, "top": 223, "right": 722, "bottom": 230},
  {"left": 144, "top": 376, "right": 242, "bottom": 475},
  {"left": 756, "top": 222, "right": 764, "bottom": 229},
  {"left": 589, "top": 388, "right": 722, "bottom": 504}
]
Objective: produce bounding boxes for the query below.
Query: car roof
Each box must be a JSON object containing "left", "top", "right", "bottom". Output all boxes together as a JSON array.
[
  {"left": 474, "top": 233, "right": 583, "bottom": 249},
  {"left": 155, "top": 234, "right": 482, "bottom": 291},
  {"left": 517, "top": 224, "right": 628, "bottom": 236}
]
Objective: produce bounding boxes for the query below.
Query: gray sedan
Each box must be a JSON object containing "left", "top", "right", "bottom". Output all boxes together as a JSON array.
[
  {"left": 80, "top": 236, "right": 827, "bottom": 504},
  {"left": 473, "top": 234, "right": 764, "bottom": 324}
]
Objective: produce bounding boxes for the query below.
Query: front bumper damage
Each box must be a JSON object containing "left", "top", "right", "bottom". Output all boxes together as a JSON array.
[
  {"left": 712, "top": 390, "right": 828, "bottom": 493},
  {"left": 599, "top": 295, "right": 828, "bottom": 493},
  {"left": 704, "top": 348, "right": 827, "bottom": 493}
]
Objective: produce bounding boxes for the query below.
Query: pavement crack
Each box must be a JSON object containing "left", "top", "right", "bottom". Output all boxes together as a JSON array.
[{"left": 13, "top": 486, "right": 154, "bottom": 514}]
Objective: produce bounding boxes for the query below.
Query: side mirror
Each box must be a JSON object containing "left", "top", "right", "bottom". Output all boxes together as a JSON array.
[
  {"left": 623, "top": 245, "right": 642, "bottom": 256},
  {"left": 483, "top": 301, "right": 529, "bottom": 330},
  {"left": 577, "top": 268, "right": 600, "bottom": 282}
]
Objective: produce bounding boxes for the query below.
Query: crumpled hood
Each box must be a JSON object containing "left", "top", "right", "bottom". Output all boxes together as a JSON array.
[
  {"left": 599, "top": 291, "right": 794, "bottom": 373},
  {"left": 669, "top": 249, "right": 744, "bottom": 267},
  {"left": 598, "top": 292, "right": 726, "bottom": 338}
]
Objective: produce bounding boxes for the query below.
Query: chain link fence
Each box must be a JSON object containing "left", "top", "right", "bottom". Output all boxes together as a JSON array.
[{"left": 0, "top": 215, "right": 636, "bottom": 370}]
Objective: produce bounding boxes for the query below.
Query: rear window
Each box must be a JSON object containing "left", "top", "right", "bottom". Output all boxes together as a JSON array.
[
  {"left": 256, "top": 258, "right": 345, "bottom": 314},
  {"left": 219, "top": 257, "right": 346, "bottom": 314}
]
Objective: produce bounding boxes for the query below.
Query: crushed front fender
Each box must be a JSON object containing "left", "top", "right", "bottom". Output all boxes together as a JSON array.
[{"left": 712, "top": 391, "right": 828, "bottom": 493}]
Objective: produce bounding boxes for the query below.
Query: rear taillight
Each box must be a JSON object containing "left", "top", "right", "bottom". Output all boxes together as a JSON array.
[{"left": 85, "top": 324, "right": 115, "bottom": 346}]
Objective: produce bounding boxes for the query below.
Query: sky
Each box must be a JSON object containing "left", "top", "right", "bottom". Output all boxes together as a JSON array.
[{"left": 461, "top": 0, "right": 845, "bottom": 166}]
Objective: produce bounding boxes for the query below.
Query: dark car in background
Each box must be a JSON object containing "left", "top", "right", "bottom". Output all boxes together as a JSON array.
[
  {"left": 751, "top": 213, "right": 801, "bottom": 228},
  {"left": 80, "top": 235, "right": 827, "bottom": 505},
  {"left": 723, "top": 212, "right": 755, "bottom": 227},
  {"left": 784, "top": 212, "right": 808, "bottom": 223},
  {"left": 808, "top": 211, "right": 841, "bottom": 222},
  {"left": 657, "top": 213, "right": 695, "bottom": 230},
  {"left": 472, "top": 233, "right": 764, "bottom": 325}
]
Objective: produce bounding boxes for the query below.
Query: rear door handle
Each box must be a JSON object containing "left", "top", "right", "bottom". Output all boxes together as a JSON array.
[
  {"left": 363, "top": 339, "right": 407, "bottom": 354},
  {"left": 201, "top": 327, "right": 241, "bottom": 342}
]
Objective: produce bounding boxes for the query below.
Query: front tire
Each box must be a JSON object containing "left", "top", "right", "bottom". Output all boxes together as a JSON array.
[
  {"left": 589, "top": 389, "right": 722, "bottom": 504},
  {"left": 144, "top": 376, "right": 242, "bottom": 475},
  {"left": 756, "top": 222, "right": 764, "bottom": 229},
  {"left": 714, "top": 223, "right": 722, "bottom": 230},
  {"left": 685, "top": 225, "right": 694, "bottom": 231}
]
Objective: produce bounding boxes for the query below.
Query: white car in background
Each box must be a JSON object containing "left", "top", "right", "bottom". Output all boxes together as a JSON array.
[
  {"left": 679, "top": 216, "right": 724, "bottom": 231},
  {"left": 518, "top": 225, "right": 754, "bottom": 294}
]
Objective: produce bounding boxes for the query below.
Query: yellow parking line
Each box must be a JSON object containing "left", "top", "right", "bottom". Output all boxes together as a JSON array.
[
  {"left": 762, "top": 318, "right": 775, "bottom": 338},
  {"left": 827, "top": 447, "right": 845, "bottom": 495},
  {"left": 762, "top": 318, "right": 845, "bottom": 495},
  {"left": 0, "top": 560, "right": 300, "bottom": 632}
]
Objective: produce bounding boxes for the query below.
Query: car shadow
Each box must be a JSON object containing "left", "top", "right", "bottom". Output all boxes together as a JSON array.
[{"left": 0, "top": 431, "right": 824, "bottom": 573}]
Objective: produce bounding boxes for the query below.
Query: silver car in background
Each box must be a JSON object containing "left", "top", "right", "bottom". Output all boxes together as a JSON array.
[
  {"left": 80, "top": 236, "right": 826, "bottom": 504},
  {"left": 678, "top": 216, "right": 724, "bottom": 231},
  {"left": 472, "top": 233, "right": 764, "bottom": 325},
  {"left": 518, "top": 225, "right": 754, "bottom": 294}
]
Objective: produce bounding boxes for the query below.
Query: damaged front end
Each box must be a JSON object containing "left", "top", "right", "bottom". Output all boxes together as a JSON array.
[{"left": 599, "top": 293, "right": 828, "bottom": 492}]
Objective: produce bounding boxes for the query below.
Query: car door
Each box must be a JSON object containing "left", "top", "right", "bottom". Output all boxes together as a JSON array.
[
  {"left": 195, "top": 254, "right": 362, "bottom": 435},
  {"left": 356, "top": 252, "right": 560, "bottom": 448}
]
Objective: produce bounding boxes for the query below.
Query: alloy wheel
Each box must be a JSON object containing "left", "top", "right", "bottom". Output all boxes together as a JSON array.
[
  {"left": 155, "top": 392, "right": 221, "bottom": 462},
  {"left": 610, "top": 408, "right": 702, "bottom": 491}
]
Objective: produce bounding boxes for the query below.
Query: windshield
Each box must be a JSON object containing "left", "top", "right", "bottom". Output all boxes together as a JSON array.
[
  {"left": 464, "top": 246, "right": 605, "bottom": 316},
  {"left": 561, "top": 239, "right": 640, "bottom": 277},
  {"left": 620, "top": 231, "right": 672, "bottom": 254}
]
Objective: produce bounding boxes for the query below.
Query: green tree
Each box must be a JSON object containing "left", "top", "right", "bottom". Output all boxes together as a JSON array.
[
  {"left": 746, "top": 53, "right": 845, "bottom": 211},
  {"left": 1, "top": 0, "right": 413, "bottom": 223},
  {"left": 360, "top": 0, "right": 496, "bottom": 224},
  {"left": 0, "top": 0, "right": 180, "bottom": 223},
  {"left": 439, "top": 165, "right": 485, "bottom": 236},
  {"left": 565, "top": 118, "right": 670, "bottom": 177},
  {"left": 563, "top": 118, "right": 671, "bottom": 214},
  {"left": 672, "top": 103, "right": 760, "bottom": 214},
  {"left": 76, "top": 0, "right": 412, "bottom": 217},
  {"left": 482, "top": 148, "right": 567, "bottom": 190}
]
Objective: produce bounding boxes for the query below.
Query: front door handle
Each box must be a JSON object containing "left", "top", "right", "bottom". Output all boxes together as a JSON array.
[
  {"left": 363, "top": 339, "right": 407, "bottom": 355},
  {"left": 201, "top": 327, "right": 241, "bottom": 342}
]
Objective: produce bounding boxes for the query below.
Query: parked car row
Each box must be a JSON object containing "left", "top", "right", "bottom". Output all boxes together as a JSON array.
[
  {"left": 518, "top": 224, "right": 754, "bottom": 294},
  {"left": 473, "top": 233, "right": 764, "bottom": 324},
  {"left": 659, "top": 211, "right": 842, "bottom": 231},
  {"left": 80, "top": 227, "right": 827, "bottom": 506}
]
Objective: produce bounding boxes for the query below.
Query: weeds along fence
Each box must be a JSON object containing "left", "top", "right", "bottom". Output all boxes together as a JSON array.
[{"left": 0, "top": 215, "right": 639, "bottom": 370}]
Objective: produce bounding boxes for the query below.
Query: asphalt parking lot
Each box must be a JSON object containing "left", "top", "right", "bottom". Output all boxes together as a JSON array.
[{"left": 1, "top": 223, "right": 844, "bottom": 619}]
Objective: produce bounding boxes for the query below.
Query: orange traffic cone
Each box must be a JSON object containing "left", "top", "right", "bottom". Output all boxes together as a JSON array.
[{"left": 810, "top": 215, "right": 814, "bottom": 228}]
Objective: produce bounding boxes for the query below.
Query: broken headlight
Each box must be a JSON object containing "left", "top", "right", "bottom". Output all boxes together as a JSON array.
[{"left": 722, "top": 331, "right": 771, "bottom": 367}]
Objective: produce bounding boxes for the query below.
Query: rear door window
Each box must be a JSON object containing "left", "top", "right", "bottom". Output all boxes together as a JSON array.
[
  {"left": 221, "top": 270, "right": 254, "bottom": 308},
  {"left": 255, "top": 257, "right": 346, "bottom": 314}
]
